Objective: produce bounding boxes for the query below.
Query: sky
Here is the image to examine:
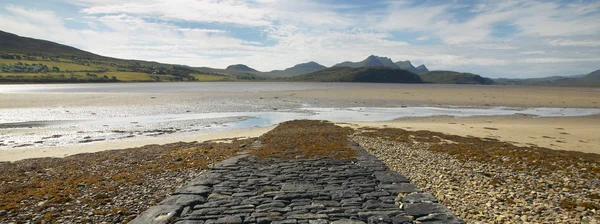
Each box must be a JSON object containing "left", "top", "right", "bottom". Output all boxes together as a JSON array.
[{"left": 0, "top": 0, "right": 599, "bottom": 78}]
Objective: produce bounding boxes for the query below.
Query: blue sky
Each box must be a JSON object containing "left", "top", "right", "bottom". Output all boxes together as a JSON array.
[{"left": 1, "top": 0, "right": 599, "bottom": 78}]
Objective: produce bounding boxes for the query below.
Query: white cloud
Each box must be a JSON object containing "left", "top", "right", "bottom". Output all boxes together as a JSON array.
[
  {"left": 79, "top": 0, "right": 271, "bottom": 26},
  {"left": 0, "top": 0, "right": 599, "bottom": 78},
  {"left": 521, "top": 57, "right": 600, "bottom": 63},
  {"left": 548, "top": 39, "right": 600, "bottom": 47},
  {"left": 519, "top": 51, "right": 546, "bottom": 55}
]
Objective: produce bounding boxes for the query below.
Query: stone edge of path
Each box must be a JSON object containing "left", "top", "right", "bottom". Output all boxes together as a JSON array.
[{"left": 129, "top": 139, "right": 464, "bottom": 224}]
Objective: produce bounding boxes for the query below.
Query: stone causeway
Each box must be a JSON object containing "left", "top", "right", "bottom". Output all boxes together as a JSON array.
[{"left": 131, "top": 140, "right": 464, "bottom": 224}]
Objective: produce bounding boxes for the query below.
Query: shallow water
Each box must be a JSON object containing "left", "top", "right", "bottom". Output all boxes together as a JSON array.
[
  {"left": 1, "top": 106, "right": 599, "bottom": 150},
  {"left": 0, "top": 82, "right": 525, "bottom": 93}
]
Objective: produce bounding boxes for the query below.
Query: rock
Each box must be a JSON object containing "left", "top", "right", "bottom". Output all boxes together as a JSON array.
[
  {"left": 286, "top": 214, "right": 328, "bottom": 219},
  {"left": 129, "top": 205, "right": 183, "bottom": 224},
  {"left": 367, "top": 214, "right": 391, "bottom": 224},
  {"left": 373, "top": 171, "right": 410, "bottom": 184},
  {"left": 215, "top": 215, "right": 243, "bottom": 224},
  {"left": 331, "top": 219, "right": 366, "bottom": 224},
  {"left": 358, "top": 211, "right": 402, "bottom": 220},
  {"left": 309, "top": 219, "right": 328, "bottom": 224},
  {"left": 207, "top": 193, "right": 232, "bottom": 200},
  {"left": 173, "top": 185, "right": 212, "bottom": 196},
  {"left": 403, "top": 203, "right": 449, "bottom": 218},
  {"left": 272, "top": 220, "right": 298, "bottom": 224},
  {"left": 390, "top": 215, "right": 412, "bottom": 224},
  {"left": 159, "top": 195, "right": 206, "bottom": 206}
]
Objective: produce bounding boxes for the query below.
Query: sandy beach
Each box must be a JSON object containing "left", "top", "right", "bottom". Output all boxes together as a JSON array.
[
  {"left": 2, "top": 84, "right": 599, "bottom": 109},
  {"left": 340, "top": 114, "right": 600, "bottom": 154},
  {"left": 1, "top": 83, "right": 599, "bottom": 161}
]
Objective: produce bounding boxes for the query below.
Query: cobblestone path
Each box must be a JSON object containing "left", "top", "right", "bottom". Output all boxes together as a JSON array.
[{"left": 131, "top": 138, "right": 463, "bottom": 224}]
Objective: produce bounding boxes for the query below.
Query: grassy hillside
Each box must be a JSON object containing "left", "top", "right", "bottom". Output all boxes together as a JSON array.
[
  {"left": 290, "top": 66, "right": 422, "bottom": 83},
  {"left": 419, "top": 71, "right": 495, "bottom": 85},
  {"left": 0, "top": 30, "right": 259, "bottom": 83}
]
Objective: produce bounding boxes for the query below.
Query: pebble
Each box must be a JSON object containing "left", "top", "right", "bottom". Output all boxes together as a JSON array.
[{"left": 352, "top": 136, "right": 600, "bottom": 223}]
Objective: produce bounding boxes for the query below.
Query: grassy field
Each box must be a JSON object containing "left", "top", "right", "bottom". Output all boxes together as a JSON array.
[
  {"left": 192, "top": 74, "right": 234, "bottom": 81},
  {"left": 0, "top": 54, "right": 247, "bottom": 82},
  {"left": 0, "top": 72, "right": 241, "bottom": 82},
  {"left": 0, "top": 58, "right": 100, "bottom": 71}
]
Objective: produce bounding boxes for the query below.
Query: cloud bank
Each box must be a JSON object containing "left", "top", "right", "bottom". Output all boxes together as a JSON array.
[{"left": 0, "top": 0, "right": 599, "bottom": 78}]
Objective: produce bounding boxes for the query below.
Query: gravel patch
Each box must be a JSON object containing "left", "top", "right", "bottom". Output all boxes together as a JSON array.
[
  {"left": 352, "top": 135, "right": 599, "bottom": 223},
  {"left": 0, "top": 138, "right": 254, "bottom": 223}
]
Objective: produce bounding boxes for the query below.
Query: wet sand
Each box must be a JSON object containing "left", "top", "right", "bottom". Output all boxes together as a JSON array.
[
  {"left": 340, "top": 115, "right": 600, "bottom": 154},
  {"left": 0, "top": 126, "right": 274, "bottom": 162},
  {"left": 2, "top": 84, "right": 599, "bottom": 109},
  {"left": 1, "top": 84, "right": 599, "bottom": 161}
]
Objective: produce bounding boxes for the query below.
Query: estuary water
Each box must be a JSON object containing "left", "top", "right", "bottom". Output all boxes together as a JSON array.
[{"left": 1, "top": 82, "right": 599, "bottom": 150}]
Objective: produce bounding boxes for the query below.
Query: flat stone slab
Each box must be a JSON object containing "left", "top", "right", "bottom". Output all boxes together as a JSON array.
[
  {"left": 130, "top": 205, "right": 184, "bottom": 224},
  {"left": 159, "top": 195, "right": 206, "bottom": 206},
  {"left": 135, "top": 141, "right": 464, "bottom": 224}
]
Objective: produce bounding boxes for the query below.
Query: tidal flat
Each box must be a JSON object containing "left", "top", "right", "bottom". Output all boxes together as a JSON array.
[
  {"left": 1, "top": 82, "right": 599, "bottom": 223},
  {"left": 1, "top": 82, "right": 600, "bottom": 160}
]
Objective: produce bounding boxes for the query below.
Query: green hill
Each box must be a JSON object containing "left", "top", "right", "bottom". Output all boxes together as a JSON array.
[
  {"left": 0, "top": 30, "right": 248, "bottom": 82},
  {"left": 419, "top": 71, "right": 495, "bottom": 85},
  {"left": 290, "top": 66, "right": 422, "bottom": 83},
  {"left": 270, "top": 61, "right": 327, "bottom": 76},
  {"left": 225, "top": 64, "right": 258, "bottom": 72}
]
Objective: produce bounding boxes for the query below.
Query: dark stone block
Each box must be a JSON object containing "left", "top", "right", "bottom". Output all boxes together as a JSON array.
[
  {"left": 159, "top": 195, "right": 206, "bottom": 206},
  {"left": 129, "top": 205, "right": 183, "bottom": 224},
  {"left": 401, "top": 193, "right": 438, "bottom": 204},
  {"left": 373, "top": 171, "right": 409, "bottom": 184},
  {"left": 174, "top": 185, "right": 212, "bottom": 196},
  {"left": 215, "top": 215, "right": 243, "bottom": 224},
  {"left": 403, "top": 203, "right": 449, "bottom": 218}
]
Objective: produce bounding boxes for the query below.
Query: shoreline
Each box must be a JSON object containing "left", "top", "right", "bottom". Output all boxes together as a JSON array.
[
  {"left": 0, "top": 126, "right": 274, "bottom": 162},
  {"left": 2, "top": 113, "right": 599, "bottom": 162},
  {"left": 2, "top": 84, "right": 600, "bottom": 162},
  {"left": 338, "top": 114, "right": 600, "bottom": 154}
]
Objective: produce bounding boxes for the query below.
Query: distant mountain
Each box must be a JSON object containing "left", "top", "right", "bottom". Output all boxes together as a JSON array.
[
  {"left": 494, "top": 71, "right": 600, "bottom": 87},
  {"left": 419, "top": 71, "right": 495, "bottom": 85},
  {"left": 333, "top": 55, "right": 399, "bottom": 69},
  {"left": 225, "top": 64, "right": 257, "bottom": 72},
  {"left": 493, "top": 76, "right": 566, "bottom": 86},
  {"left": 416, "top": 65, "right": 429, "bottom": 73},
  {"left": 271, "top": 61, "right": 326, "bottom": 76},
  {"left": 395, "top": 60, "right": 429, "bottom": 74},
  {"left": 291, "top": 66, "right": 422, "bottom": 83},
  {"left": 552, "top": 69, "right": 600, "bottom": 87},
  {"left": 333, "top": 55, "right": 430, "bottom": 74}
]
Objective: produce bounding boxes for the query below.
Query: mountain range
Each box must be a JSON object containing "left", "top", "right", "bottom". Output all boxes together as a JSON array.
[
  {"left": 333, "top": 55, "right": 429, "bottom": 74},
  {"left": 1, "top": 29, "right": 598, "bottom": 86},
  {"left": 291, "top": 66, "right": 422, "bottom": 83}
]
